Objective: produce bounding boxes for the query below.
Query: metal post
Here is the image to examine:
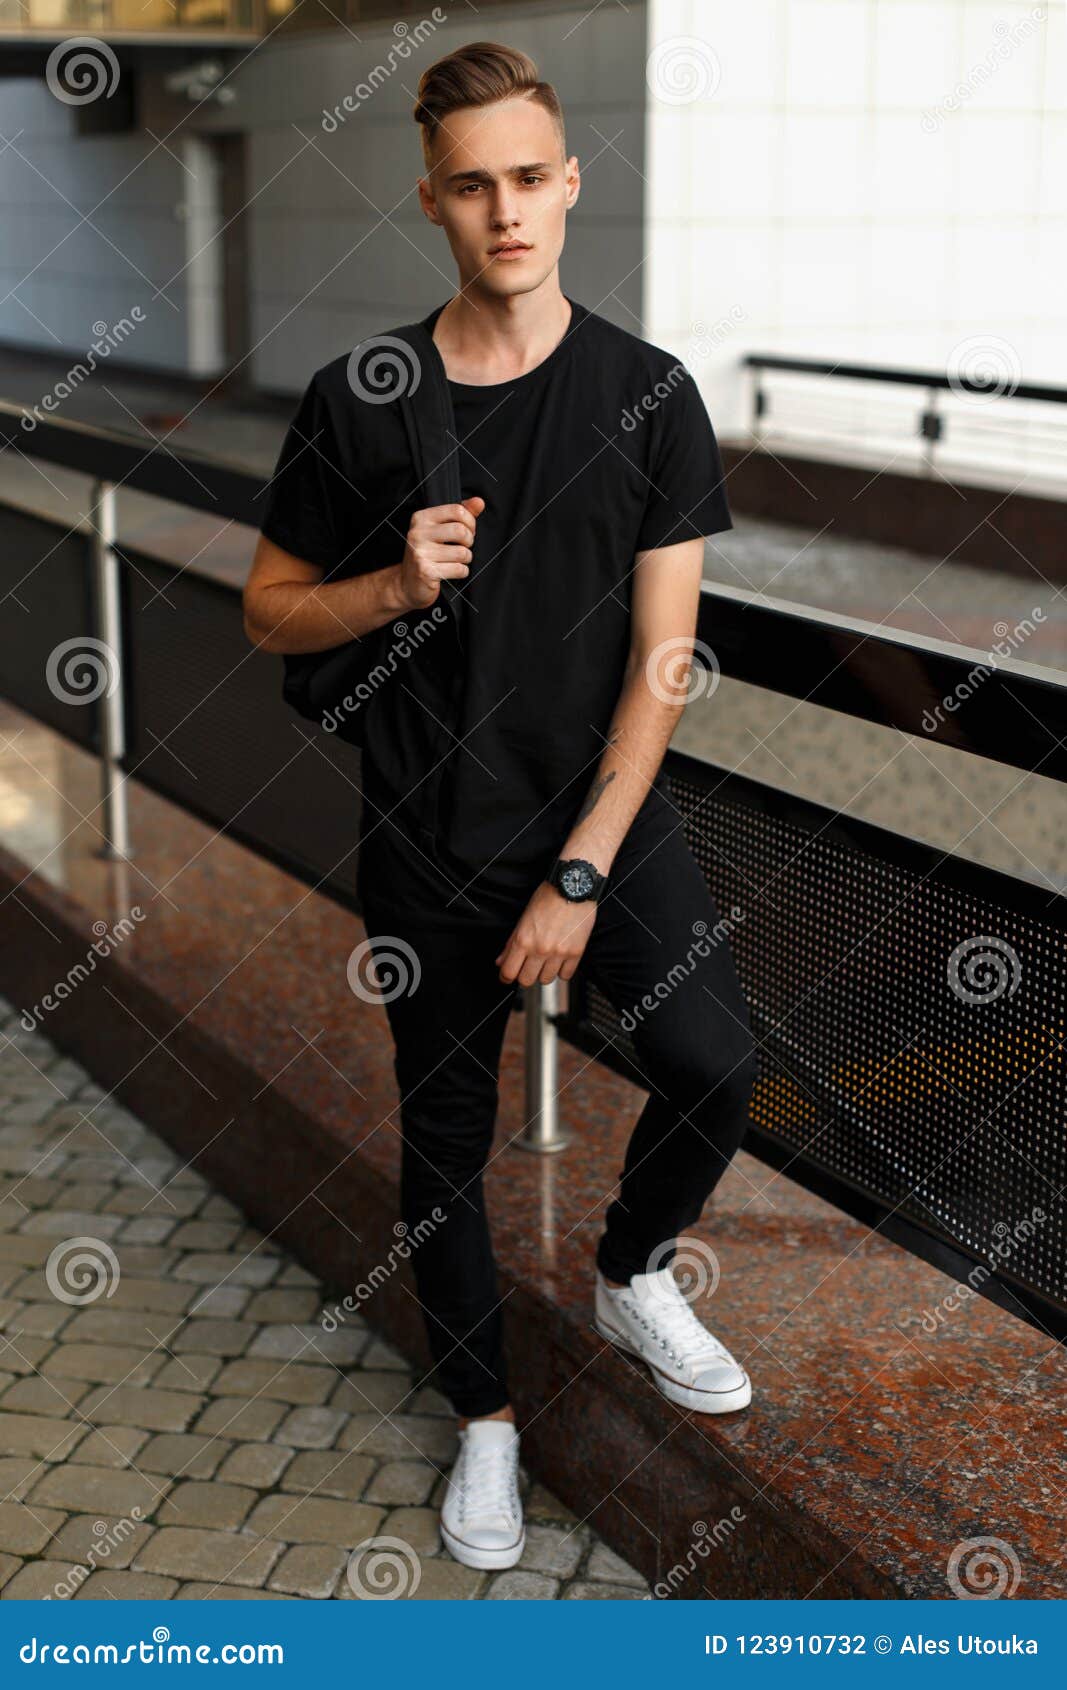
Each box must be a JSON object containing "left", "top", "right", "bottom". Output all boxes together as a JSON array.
[
  {"left": 919, "top": 385, "right": 941, "bottom": 477},
  {"left": 90, "top": 478, "right": 132, "bottom": 861},
  {"left": 518, "top": 979, "right": 569, "bottom": 1153}
]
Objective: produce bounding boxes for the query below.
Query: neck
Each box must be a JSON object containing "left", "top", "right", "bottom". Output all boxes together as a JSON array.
[{"left": 432, "top": 278, "right": 572, "bottom": 384}]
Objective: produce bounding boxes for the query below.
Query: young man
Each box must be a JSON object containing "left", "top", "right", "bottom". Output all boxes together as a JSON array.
[{"left": 244, "top": 41, "right": 757, "bottom": 1574}]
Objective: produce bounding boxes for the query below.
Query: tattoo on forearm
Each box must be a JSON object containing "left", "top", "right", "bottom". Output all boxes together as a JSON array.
[{"left": 575, "top": 769, "right": 616, "bottom": 825}]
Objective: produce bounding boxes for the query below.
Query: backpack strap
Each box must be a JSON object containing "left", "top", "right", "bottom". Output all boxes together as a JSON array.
[{"left": 391, "top": 320, "right": 465, "bottom": 657}]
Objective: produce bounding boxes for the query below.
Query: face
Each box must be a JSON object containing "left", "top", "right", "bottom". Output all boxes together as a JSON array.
[{"left": 418, "top": 96, "right": 580, "bottom": 300}]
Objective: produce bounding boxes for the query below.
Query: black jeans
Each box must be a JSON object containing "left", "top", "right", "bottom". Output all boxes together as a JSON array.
[{"left": 359, "top": 794, "right": 757, "bottom": 1418}]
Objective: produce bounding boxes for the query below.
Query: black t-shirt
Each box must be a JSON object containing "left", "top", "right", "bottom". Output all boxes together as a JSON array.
[{"left": 259, "top": 296, "right": 732, "bottom": 920}]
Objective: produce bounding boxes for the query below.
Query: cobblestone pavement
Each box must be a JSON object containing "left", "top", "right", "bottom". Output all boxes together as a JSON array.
[{"left": 0, "top": 999, "right": 651, "bottom": 1601}]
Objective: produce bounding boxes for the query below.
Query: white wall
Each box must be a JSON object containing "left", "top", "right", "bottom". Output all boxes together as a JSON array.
[{"left": 643, "top": 0, "right": 1066, "bottom": 490}]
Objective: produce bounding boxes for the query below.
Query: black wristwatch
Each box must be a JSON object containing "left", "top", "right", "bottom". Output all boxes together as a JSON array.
[{"left": 546, "top": 855, "right": 608, "bottom": 905}]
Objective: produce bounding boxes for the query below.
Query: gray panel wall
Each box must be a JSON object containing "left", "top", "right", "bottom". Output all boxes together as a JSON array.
[{"left": 0, "top": 1, "right": 650, "bottom": 394}]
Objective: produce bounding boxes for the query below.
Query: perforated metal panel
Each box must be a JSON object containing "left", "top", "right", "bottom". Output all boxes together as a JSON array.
[{"left": 564, "top": 757, "right": 1067, "bottom": 1336}]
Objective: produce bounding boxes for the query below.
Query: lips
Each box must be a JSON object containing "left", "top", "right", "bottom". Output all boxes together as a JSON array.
[{"left": 490, "top": 243, "right": 530, "bottom": 255}]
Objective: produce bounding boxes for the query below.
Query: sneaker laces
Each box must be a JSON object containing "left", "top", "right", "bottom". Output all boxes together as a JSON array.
[
  {"left": 458, "top": 1435, "right": 519, "bottom": 1521},
  {"left": 626, "top": 1278, "right": 731, "bottom": 1367}
]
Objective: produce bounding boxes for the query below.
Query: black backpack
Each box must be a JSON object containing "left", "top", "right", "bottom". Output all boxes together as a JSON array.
[{"left": 279, "top": 318, "right": 463, "bottom": 748}]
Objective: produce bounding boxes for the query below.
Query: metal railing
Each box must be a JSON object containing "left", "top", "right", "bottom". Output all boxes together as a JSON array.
[
  {"left": 744, "top": 353, "right": 1067, "bottom": 483},
  {"left": 2, "top": 394, "right": 1065, "bottom": 1339}
]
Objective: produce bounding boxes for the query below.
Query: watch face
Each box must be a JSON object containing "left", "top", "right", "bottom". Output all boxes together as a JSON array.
[{"left": 560, "top": 861, "right": 596, "bottom": 899}]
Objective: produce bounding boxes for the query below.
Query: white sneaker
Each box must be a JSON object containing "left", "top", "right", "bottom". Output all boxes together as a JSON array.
[
  {"left": 595, "top": 1265, "right": 751, "bottom": 1414},
  {"left": 440, "top": 1418, "right": 525, "bottom": 1571}
]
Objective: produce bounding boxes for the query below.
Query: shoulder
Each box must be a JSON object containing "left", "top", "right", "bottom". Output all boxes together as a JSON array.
[{"left": 571, "top": 303, "right": 696, "bottom": 392}]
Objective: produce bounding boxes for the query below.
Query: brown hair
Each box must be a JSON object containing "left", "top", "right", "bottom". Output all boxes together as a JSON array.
[{"left": 413, "top": 41, "right": 566, "bottom": 169}]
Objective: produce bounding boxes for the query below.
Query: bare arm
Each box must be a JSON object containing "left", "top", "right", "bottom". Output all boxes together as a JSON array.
[
  {"left": 557, "top": 534, "right": 706, "bottom": 876},
  {"left": 243, "top": 496, "right": 484, "bottom": 656},
  {"left": 495, "top": 534, "right": 706, "bottom": 987}
]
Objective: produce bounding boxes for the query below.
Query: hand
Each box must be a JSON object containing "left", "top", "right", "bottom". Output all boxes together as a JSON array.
[
  {"left": 398, "top": 496, "right": 484, "bottom": 611},
  {"left": 495, "top": 881, "right": 598, "bottom": 988}
]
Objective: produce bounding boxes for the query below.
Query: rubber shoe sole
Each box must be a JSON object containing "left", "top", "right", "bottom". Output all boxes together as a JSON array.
[
  {"left": 440, "top": 1519, "right": 526, "bottom": 1571},
  {"left": 594, "top": 1314, "right": 752, "bottom": 1414}
]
